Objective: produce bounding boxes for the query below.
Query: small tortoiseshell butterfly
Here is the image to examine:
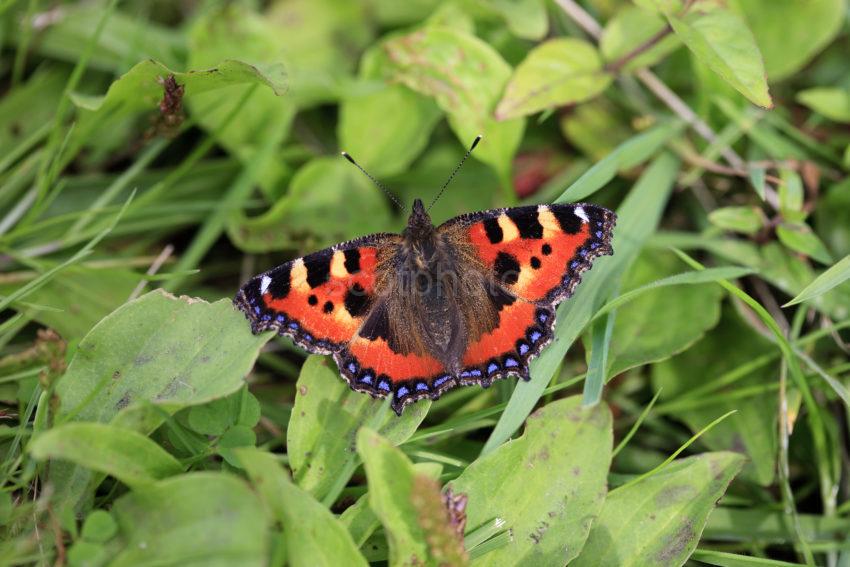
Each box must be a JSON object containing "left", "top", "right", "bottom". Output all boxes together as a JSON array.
[{"left": 235, "top": 138, "right": 616, "bottom": 415}]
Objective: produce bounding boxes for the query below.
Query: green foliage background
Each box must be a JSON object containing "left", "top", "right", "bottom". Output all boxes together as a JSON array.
[{"left": 1, "top": 0, "right": 849, "bottom": 565}]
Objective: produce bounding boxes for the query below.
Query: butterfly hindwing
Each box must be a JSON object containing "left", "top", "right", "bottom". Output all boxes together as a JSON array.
[{"left": 234, "top": 233, "right": 398, "bottom": 354}]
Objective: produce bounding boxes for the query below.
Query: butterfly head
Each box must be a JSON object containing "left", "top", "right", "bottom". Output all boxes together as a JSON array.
[{"left": 406, "top": 198, "right": 434, "bottom": 238}]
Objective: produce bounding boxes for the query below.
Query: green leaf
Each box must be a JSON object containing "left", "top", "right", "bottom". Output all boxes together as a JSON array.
[
  {"left": 495, "top": 38, "right": 612, "bottom": 120},
  {"left": 607, "top": 251, "right": 724, "bottom": 377},
  {"left": 779, "top": 168, "right": 805, "bottom": 220},
  {"left": 236, "top": 448, "right": 368, "bottom": 567},
  {"left": 338, "top": 83, "right": 441, "bottom": 177},
  {"left": 600, "top": 6, "right": 680, "bottom": 72},
  {"left": 227, "top": 157, "right": 393, "bottom": 253},
  {"left": 288, "top": 356, "right": 429, "bottom": 501},
  {"left": 729, "top": 0, "right": 845, "bottom": 81},
  {"left": 72, "top": 59, "right": 287, "bottom": 113},
  {"left": 559, "top": 99, "right": 633, "bottom": 161},
  {"left": 50, "top": 290, "right": 270, "bottom": 509},
  {"left": 187, "top": 387, "right": 261, "bottom": 436},
  {"left": 483, "top": 153, "right": 680, "bottom": 453},
  {"left": 81, "top": 510, "right": 118, "bottom": 543},
  {"left": 375, "top": 26, "right": 524, "bottom": 181},
  {"left": 29, "top": 423, "right": 183, "bottom": 488},
  {"left": 110, "top": 473, "right": 268, "bottom": 566},
  {"left": 450, "top": 397, "right": 612, "bottom": 566},
  {"left": 797, "top": 87, "right": 850, "bottom": 123},
  {"left": 56, "top": 290, "right": 271, "bottom": 424},
  {"left": 479, "top": 0, "right": 548, "bottom": 40},
  {"left": 784, "top": 254, "right": 850, "bottom": 306},
  {"left": 356, "top": 427, "right": 430, "bottom": 567},
  {"left": 572, "top": 452, "right": 745, "bottom": 566},
  {"left": 666, "top": 2, "right": 772, "bottom": 108},
  {"left": 708, "top": 206, "right": 764, "bottom": 235},
  {"left": 653, "top": 306, "right": 778, "bottom": 485},
  {"left": 777, "top": 223, "right": 834, "bottom": 265}
]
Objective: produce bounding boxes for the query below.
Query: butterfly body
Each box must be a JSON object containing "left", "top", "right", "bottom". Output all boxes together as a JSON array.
[{"left": 235, "top": 199, "right": 615, "bottom": 414}]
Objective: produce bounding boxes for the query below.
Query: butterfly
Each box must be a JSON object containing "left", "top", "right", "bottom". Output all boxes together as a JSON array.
[{"left": 235, "top": 139, "right": 616, "bottom": 415}]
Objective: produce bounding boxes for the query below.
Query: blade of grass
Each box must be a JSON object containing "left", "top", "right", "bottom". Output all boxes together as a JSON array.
[
  {"left": 617, "top": 409, "right": 736, "bottom": 491},
  {"left": 611, "top": 388, "right": 662, "bottom": 459},
  {"left": 481, "top": 152, "right": 680, "bottom": 455},
  {"left": 671, "top": 248, "right": 834, "bottom": 532},
  {"left": 783, "top": 254, "right": 850, "bottom": 307},
  {"left": 0, "top": 191, "right": 134, "bottom": 313},
  {"left": 691, "top": 549, "right": 807, "bottom": 566},
  {"left": 581, "top": 304, "right": 616, "bottom": 406}
]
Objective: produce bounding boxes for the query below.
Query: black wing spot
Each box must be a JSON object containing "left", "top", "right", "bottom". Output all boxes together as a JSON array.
[
  {"left": 541, "top": 243, "right": 552, "bottom": 256},
  {"left": 308, "top": 294, "right": 318, "bottom": 306},
  {"left": 267, "top": 264, "right": 292, "bottom": 299},
  {"left": 343, "top": 248, "right": 361, "bottom": 274},
  {"left": 359, "top": 301, "right": 390, "bottom": 341},
  {"left": 323, "top": 301, "right": 334, "bottom": 314},
  {"left": 506, "top": 209, "right": 544, "bottom": 239},
  {"left": 344, "top": 283, "right": 370, "bottom": 317},
  {"left": 304, "top": 251, "right": 332, "bottom": 288},
  {"left": 487, "top": 284, "right": 516, "bottom": 311},
  {"left": 483, "top": 217, "right": 503, "bottom": 244},
  {"left": 551, "top": 206, "right": 582, "bottom": 235},
  {"left": 530, "top": 256, "right": 541, "bottom": 269},
  {"left": 494, "top": 252, "right": 521, "bottom": 286}
]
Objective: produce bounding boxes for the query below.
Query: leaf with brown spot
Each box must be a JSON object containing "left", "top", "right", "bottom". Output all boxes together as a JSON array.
[
  {"left": 449, "top": 396, "right": 612, "bottom": 566},
  {"left": 572, "top": 452, "right": 744, "bottom": 566}
]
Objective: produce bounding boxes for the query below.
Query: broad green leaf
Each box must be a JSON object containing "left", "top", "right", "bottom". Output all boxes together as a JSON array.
[
  {"left": 495, "top": 38, "right": 612, "bottom": 120},
  {"left": 707, "top": 206, "right": 764, "bottom": 235},
  {"left": 236, "top": 448, "right": 368, "bottom": 567},
  {"left": 653, "top": 307, "right": 777, "bottom": 485},
  {"left": 600, "top": 6, "right": 680, "bottom": 72},
  {"left": 110, "top": 473, "right": 268, "bottom": 567},
  {"left": 777, "top": 223, "right": 833, "bottom": 265},
  {"left": 666, "top": 2, "right": 772, "bottom": 108},
  {"left": 479, "top": 0, "right": 548, "bottom": 40},
  {"left": 338, "top": 83, "right": 441, "bottom": 177},
  {"left": 797, "top": 87, "right": 850, "bottom": 123},
  {"left": 288, "top": 356, "right": 429, "bottom": 501},
  {"left": 784, "top": 254, "right": 850, "bottom": 306},
  {"left": 0, "top": 266, "right": 140, "bottom": 340},
  {"left": 71, "top": 59, "right": 287, "bottom": 113},
  {"left": 375, "top": 26, "right": 524, "bottom": 182},
  {"left": 29, "top": 423, "right": 182, "bottom": 487},
  {"left": 51, "top": 290, "right": 271, "bottom": 509},
  {"left": 729, "top": 0, "right": 846, "bottom": 81},
  {"left": 187, "top": 386, "right": 261, "bottom": 436},
  {"left": 572, "top": 452, "right": 745, "bottom": 566},
  {"left": 779, "top": 168, "right": 804, "bottom": 220},
  {"left": 450, "top": 396, "right": 612, "bottom": 566},
  {"left": 56, "top": 290, "right": 271, "bottom": 424},
  {"left": 484, "top": 153, "right": 680, "bottom": 453},
  {"left": 356, "top": 428, "right": 435, "bottom": 567},
  {"left": 607, "top": 251, "right": 724, "bottom": 377},
  {"left": 339, "top": 493, "right": 380, "bottom": 547},
  {"left": 226, "top": 157, "right": 393, "bottom": 253}
]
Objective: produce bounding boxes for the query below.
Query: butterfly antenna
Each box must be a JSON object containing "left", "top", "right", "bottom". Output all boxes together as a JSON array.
[
  {"left": 340, "top": 151, "right": 404, "bottom": 210},
  {"left": 428, "top": 135, "right": 482, "bottom": 211}
]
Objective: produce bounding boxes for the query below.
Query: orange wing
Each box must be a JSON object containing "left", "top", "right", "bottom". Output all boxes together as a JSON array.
[
  {"left": 441, "top": 203, "right": 615, "bottom": 387},
  {"left": 234, "top": 233, "right": 397, "bottom": 354}
]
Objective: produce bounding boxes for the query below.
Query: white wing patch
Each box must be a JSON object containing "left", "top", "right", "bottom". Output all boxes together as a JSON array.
[
  {"left": 574, "top": 206, "right": 589, "bottom": 224},
  {"left": 259, "top": 275, "right": 272, "bottom": 294}
]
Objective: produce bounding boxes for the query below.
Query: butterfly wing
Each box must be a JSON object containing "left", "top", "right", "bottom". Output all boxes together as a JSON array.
[
  {"left": 439, "top": 203, "right": 616, "bottom": 385},
  {"left": 234, "top": 233, "right": 399, "bottom": 354}
]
